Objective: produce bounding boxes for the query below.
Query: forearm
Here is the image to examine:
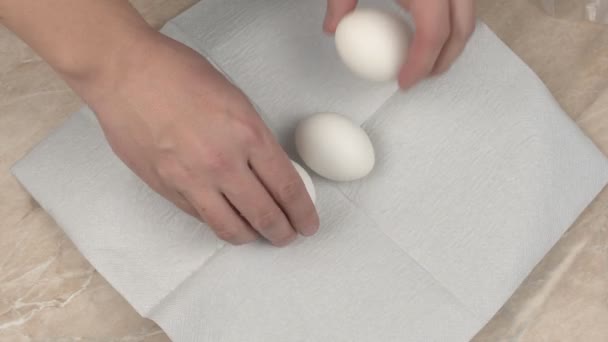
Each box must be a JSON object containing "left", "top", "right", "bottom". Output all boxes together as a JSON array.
[{"left": 0, "top": 0, "right": 155, "bottom": 90}]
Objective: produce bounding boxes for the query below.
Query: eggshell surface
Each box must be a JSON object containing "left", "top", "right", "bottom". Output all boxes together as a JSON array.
[
  {"left": 335, "top": 8, "right": 411, "bottom": 82},
  {"left": 295, "top": 113, "right": 375, "bottom": 182},
  {"left": 291, "top": 160, "right": 316, "bottom": 204}
]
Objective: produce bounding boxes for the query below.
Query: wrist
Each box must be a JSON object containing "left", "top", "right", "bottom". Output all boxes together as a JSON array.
[{"left": 59, "top": 25, "right": 156, "bottom": 88}]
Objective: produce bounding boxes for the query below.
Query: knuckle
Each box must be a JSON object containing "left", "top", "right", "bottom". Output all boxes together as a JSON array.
[
  {"left": 233, "top": 117, "right": 266, "bottom": 147},
  {"left": 196, "top": 204, "right": 211, "bottom": 218},
  {"left": 278, "top": 178, "right": 303, "bottom": 203},
  {"left": 253, "top": 209, "right": 281, "bottom": 230},
  {"left": 203, "top": 152, "right": 234, "bottom": 173}
]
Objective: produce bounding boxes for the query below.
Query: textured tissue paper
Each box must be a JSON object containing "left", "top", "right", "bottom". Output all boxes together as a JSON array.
[{"left": 11, "top": 0, "right": 608, "bottom": 341}]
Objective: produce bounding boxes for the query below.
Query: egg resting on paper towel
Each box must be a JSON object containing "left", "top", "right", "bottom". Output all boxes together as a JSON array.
[{"left": 295, "top": 113, "right": 375, "bottom": 182}]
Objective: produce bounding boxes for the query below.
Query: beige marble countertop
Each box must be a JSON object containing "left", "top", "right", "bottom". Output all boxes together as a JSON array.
[{"left": 1, "top": 0, "right": 607, "bottom": 341}]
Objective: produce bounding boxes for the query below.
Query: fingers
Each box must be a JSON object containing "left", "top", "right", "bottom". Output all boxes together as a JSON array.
[
  {"left": 431, "top": 0, "right": 475, "bottom": 75},
  {"left": 249, "top": 145, "right": 319, "bottom": 237},
  {"left": 171, "top": 190, "right": 200, "bottom": 218},
  {"left": 221, "top": 164, "right": 299, "bottom": 247},
  {"left": 326, "top": 0, "right": 474, "bottom": 88},
  {"left": 397, "top": 0, "right": 451, "bottom": 89},
  {"left": 324, "top": 0, "right": 357, "bottom": 33},
  {"left": 186, "top": 188, "right": 260, "bottom": 245}
]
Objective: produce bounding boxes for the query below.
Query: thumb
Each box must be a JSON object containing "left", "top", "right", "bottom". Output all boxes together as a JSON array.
[{"left": 324, "top": 0, "right": 357, "bottom": 33}]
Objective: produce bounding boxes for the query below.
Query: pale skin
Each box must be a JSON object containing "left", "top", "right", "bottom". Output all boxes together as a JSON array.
[{"left": 0, "top": 0, "right": 474, "bottom": 246}]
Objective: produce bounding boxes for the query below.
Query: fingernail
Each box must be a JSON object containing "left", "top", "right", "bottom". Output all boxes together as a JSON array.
[
  {"left": 273, "top": 233, "right": 298, "bottom": 247},
  {"left": 300, "top": 225, "right": 319, "bottom": 237}
]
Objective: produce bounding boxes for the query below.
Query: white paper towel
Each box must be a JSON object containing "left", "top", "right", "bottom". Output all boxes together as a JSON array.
[{"left": 12, "top": 0, "right": 608, "bottom": 340}]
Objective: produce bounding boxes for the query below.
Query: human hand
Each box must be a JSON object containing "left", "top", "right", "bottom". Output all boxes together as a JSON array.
[
  {"left": 324, "top": 0, "right": 476, "bottom": 89},
  {"left": 79, "top": 33, "right": 319, "bottom": 246}
]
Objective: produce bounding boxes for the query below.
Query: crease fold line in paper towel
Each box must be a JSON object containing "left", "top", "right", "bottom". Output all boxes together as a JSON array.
[
  {"left": 11, "top": 0, "right": 608, "bottom": 340},
  {"left": 153, "top": 19, "right": 485, "bottom": 320},
  {"left": 166, "top": 0, "right": 608, "bottom": 320}
]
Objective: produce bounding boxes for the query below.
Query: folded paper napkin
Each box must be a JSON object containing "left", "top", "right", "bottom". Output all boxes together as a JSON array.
[{"left": 12, "top": 0, "right": 608, "bottom": 340}]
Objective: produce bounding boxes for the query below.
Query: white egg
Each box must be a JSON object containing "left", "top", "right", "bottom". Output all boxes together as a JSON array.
[
  {"left": 295, "top": 113, "right": 375, "bottom": 182},
  {"left": 291, "top": 160, "right": 316, "bottom": 204},
  {"left": 335, "top": 8, "right": 411, "bottom": 82}
]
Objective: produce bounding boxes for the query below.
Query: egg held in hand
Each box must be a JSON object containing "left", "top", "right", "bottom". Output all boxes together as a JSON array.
[
  {"left": 335, "top": 8, "right": 411, "bottom": 82},
  {"left": 295, "top": 113, "right": 375, "bottom": 182}
]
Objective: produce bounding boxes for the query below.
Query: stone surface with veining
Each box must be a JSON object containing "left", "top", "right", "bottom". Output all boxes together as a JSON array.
[{"left": 1, "top": 0, "right": 607, "bottom": 340}]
